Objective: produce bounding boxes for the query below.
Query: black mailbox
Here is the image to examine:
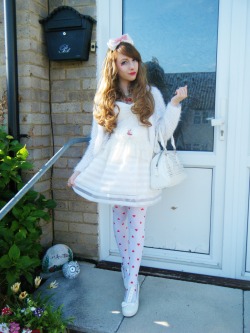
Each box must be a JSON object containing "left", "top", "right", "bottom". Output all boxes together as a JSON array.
[{"left": 39, "top": 6, "right": 96, "bottom": 61}]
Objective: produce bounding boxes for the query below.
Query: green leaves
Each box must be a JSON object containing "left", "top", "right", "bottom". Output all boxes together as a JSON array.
[
  {"left": 20, "top": 161, "right": 33, "bottom": 169},
  {"left": 8, "top": 244, "right": 20, "bottom": 261},
  {"left": 0, "top": 127, "right": 57, "bottom": 295},
  {"left": 16, "top": 145, "right": 29, "bottom": 160},
  {"left": 0, "top": 254, "right": 11, "bottom": 268},
  {"left": 0, "top": 129, "right": 33, "bottom": 195}
]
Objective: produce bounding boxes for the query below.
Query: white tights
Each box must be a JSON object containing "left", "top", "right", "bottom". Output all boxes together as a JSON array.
[{"left": 113, "top": 205, "right": 147, "bottom": 291}]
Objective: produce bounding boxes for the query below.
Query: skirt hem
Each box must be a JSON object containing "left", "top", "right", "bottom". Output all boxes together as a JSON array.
[{"left": 73, "top": 186, "right": 161, "bottom": 207}]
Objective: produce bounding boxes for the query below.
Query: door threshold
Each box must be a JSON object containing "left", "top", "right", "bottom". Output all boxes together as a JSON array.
[{"left": 96, "top": 260, "right": 250, "bottom": 290}]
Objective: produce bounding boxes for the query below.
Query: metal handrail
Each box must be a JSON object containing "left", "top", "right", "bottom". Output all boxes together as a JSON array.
[{"left": 0, "top": 137, "right": 90, "bottom": 220}]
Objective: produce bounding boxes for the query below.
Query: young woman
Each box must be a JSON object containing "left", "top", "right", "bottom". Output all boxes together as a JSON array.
[{"left": 68, "top": 34, "right": 187, "bottom": 317}]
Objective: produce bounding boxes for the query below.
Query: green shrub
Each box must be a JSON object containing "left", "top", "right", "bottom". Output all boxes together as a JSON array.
[{"left": 0, "top": 128, "right": 56, "bottom": 295}]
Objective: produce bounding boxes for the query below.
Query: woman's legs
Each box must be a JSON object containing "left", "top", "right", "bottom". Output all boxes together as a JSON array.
[
  {"left": 121, "top": 206, "right": 147, "bottom": 317},
  {"left": 126, "top": 206, "right": 147, "bottom": 294},
  {"left": 112, "top": 205, "right": 130, "bottom": 282},
  {"left": 113, "top": 204, "right": 147, "bottom": 305}
]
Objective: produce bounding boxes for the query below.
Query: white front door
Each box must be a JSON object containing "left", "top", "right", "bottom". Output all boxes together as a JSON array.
[{"left": 97, "top": 0, "right": 250, "bottom": 280}]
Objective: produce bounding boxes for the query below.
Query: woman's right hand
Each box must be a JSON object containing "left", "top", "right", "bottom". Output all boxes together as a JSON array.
[{"left": 67, "top": 171, "right": 81, "bottom": 187}]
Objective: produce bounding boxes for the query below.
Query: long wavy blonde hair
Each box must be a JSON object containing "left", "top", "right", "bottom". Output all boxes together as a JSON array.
[{"left": 93, "top": 42, "right": 155, "bottom": 133}]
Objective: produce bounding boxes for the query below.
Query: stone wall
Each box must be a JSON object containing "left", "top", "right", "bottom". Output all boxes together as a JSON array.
[{"left": 48, "top": 0, "right": 98, "bottom": 260}]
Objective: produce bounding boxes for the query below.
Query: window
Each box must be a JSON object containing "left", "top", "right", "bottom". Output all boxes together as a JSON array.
[{"left": 123, "top": 0, "right": 219, "bottom": 151}]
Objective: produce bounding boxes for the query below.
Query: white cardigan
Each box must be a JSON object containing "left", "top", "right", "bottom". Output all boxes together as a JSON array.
[{"left": 75, "top": 86, "right": 181, "bottom": 172}]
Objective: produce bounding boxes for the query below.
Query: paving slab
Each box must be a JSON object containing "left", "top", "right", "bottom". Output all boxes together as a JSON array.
[
  {"left": 118, "top": 276, "right": 243, "bottom": 333},
  {"left": 39, "top": 262, "right": 144, "bottom": 333},
  {"left": 39, "top": 262, "right": 123, "bottom": 333},
  {"left": 244, "top": 291, "right": 250, "bottom": 333},
  {"left": 38, "top": 263, "right": 245, "bottom": 333}
]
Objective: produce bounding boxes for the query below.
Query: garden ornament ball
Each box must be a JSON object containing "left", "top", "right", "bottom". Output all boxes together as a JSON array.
[{"left": 62, "top": 261, "right": 81, "bottom": 279}]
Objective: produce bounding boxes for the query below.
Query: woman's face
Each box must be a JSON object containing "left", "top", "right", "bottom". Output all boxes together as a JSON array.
[{"left": 115, "top": 52, "right": 138, "bottom": 84}]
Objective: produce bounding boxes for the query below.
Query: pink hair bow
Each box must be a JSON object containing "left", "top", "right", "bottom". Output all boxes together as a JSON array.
[{"left": 107, "top": 34, "right": 134, "bottom": 51}]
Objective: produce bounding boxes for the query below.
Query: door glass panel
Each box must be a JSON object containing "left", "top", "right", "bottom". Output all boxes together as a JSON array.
[{"left": 123, "top": 0, "right": 219, "bottom": 151}]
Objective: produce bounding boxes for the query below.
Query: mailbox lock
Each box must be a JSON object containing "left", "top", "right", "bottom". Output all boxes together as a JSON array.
[
  {"left": 63, "top": 32, "right": 66, "bottom": 36},
  {"left": 90, "top": 42, "right": 96, "bottom": 52}
]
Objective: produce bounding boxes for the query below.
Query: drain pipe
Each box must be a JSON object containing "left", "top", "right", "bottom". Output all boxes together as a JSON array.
[{"left": 3, "top": 0, "right": 20, "bottom": 139}]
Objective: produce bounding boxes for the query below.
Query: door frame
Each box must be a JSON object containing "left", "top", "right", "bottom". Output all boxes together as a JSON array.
[
  {"left": 96, "top": 0, "right": 250, "bottom": 280},
  {"left": 221, "top": 0, "right": 250, "bottom": 280}
]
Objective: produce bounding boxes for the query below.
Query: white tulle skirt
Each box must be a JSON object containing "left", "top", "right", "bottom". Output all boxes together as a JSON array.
[{"left": 73, "top": 102, "right": 161, "bottom": 207}]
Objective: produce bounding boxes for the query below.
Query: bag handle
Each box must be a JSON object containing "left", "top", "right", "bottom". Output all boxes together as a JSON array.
[{"left": 158, "top": 128, "right": 176, "bottom": 151}]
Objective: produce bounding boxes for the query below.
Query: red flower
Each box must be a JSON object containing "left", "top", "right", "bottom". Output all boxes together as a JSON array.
[{"left": 1, "top": 306, "right": 12, "bottom": 315}]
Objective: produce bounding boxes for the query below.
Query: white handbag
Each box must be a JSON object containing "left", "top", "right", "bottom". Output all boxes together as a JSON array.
[{"left": 150, "top": 130, "right": 186, "bottom": 190}]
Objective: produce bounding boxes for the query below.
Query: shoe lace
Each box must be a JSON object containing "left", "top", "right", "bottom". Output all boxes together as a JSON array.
[{"left": 126, "top": 286, "right": 136, "bottom": 303}]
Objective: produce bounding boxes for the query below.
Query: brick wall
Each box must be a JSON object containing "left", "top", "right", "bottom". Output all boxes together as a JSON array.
[
  {"left": 0, "top": 0, "right": 53, "bottom": 246},
  {"left": 48, "top": 0, "right": 98, "bottom": 260},
  {"left": 1, "top": 0, "right": 98, "bottom": 260},
  {"left": 16, "top": 0, "right": 53, "bottom": 247}
]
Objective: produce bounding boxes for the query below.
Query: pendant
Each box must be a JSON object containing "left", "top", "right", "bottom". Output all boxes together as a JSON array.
[{"left": 123, "top": 96, "right": 133, "bottom": 103}]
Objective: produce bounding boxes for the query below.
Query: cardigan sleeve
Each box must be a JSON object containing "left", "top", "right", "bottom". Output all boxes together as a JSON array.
[
  {"left": 152, "top": 86, "right": 181, "bottom": 142},
  {"left": 74, "top": 116, "right": 108, "bottom": 172}
]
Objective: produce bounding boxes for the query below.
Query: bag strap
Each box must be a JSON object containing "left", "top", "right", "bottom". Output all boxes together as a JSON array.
[{"left": 158, "top": 128, "right": 176, "bottom": 151}]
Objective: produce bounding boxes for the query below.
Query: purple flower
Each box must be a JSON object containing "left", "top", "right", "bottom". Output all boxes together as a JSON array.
[
  {"left": 9, "top": 322, "right": 20, "bottom": 333},
  {"left": 32, "top": 307, "right": 44, "bottom": 317}
]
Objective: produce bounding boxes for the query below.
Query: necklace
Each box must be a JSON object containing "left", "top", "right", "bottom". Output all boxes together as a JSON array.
[{"left": 121, "top": 91, "right": 133, "bottom": 104}]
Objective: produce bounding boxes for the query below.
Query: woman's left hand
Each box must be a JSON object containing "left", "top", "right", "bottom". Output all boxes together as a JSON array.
[
  {"left": 67, "top": 171, "right": 81, "bottom": 187},
  {"left": 171, "top": 85, "right": 188, "bottom": 106}
]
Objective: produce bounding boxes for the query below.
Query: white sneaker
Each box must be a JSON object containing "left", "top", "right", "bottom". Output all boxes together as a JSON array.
[
  {"left": 121, "top": 283, "right": 140, "bottom": 317},
  {"left": 121, "top": 265, "right": 128, "bottom": 289}
]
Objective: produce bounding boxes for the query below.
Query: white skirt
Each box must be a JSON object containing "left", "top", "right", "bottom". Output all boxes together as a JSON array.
[{"left": 73, "top": 131, "right": 161, "bottom": 207}]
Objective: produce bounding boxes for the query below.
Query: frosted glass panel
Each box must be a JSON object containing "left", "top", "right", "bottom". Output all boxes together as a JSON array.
[{"left": 123, "top": 0, "right": 219, "bottom": 151}]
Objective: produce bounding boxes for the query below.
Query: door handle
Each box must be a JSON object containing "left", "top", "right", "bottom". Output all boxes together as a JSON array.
[
  {"left": 207, "top": 99, "right": 227, "bottom": 141},
  {"left": 207, "top": 117, "right": 225, "bottom": 141},
  {"left": 210, "top": 118, "right": 224, "bottom": 127}
]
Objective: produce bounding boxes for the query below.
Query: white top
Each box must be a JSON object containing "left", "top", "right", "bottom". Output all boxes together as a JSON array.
[
  {"left": 72, "top": 87, "right": 182, "bottom": 207},
  {"left": 75, "top": 86, "right": 181, "bottom": 173}
]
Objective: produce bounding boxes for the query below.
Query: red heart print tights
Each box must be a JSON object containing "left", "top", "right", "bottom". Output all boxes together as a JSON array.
[{"left": 113, "top": 205, "right": 147, "bottom": 290}]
